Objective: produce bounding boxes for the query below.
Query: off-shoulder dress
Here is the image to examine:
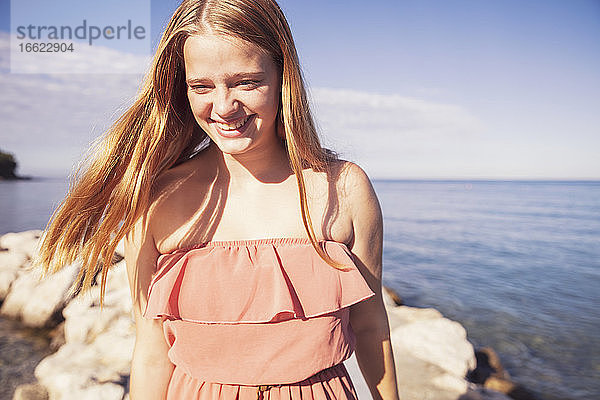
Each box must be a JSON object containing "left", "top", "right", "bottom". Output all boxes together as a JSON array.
[{"left": 143, "top": 237, "right": 376, "bottom": 400}]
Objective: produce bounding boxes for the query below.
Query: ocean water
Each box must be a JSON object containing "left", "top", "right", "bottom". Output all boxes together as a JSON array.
[
  {"left": 376, "top": 180, "right": 600, "bottom": 400},
  {"left": 0, "top": 177, "right": 69, "bottom": 234},
  {"left": 1, "top": 178, "right": 599, "bottom": 400}
]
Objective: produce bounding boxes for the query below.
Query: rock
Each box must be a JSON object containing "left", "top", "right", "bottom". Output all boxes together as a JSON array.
[
  {"left": 1, "top": 269, "right": 40, "bottom": 319},
  {"left": 77, "top": 384, "right": 125, "bottom": 400},
  {"left": 12, "top": 383, "right": 49, "bottom": 400},
  {"left": 485, "top": 377, "right": 517, "bottom": 395},
  {"left": 0, "top": 231, "right": 42, "bottom": 259},
  {"left": 485, "top": 377, "right": 539, "bottom": 400},
  {"left": 48, "top": 322, "right": 66, "bottom": 352},
  {"left": 0, "top": 149, "right": 19, "bottom": 180},
  {"left": 63, "top": 261, "right": 132, "bottom": 344},
  {"left": 0, "top": 267, "right": 19, "bottom": 300},
  {"left": 394, "top": 317, "right": 476, "bottom": 377},
  {"left": 0, "top": 251, "right": 29, "bottom": 300},
  {"left": 387, "top": 304, "right": 443, "bottom": 331},
  {"left": 3, "top": 226, "right": 527, "bottom": 400},
  {"left": 92, "top": 326, "right": 135, "bottom": 376},
  {"left": 468, "top": 347, "right": 539, "bottom": 400},
  {"left": 63, "top": 287, "right": 116, "bottom": 344},
  {"left": 383, "top": 285, "right": 403, "bottom": 306},
  {"left": 34, "top": 341, "right": 128, "bottom": 400},
  {"left": 459, "top": 387, "right": 515, "bottom": 400},
  {"left": 395, "top": 354, "right": 467, "bottom": 400},
  {"left": 0, "top": 250, "right": 28, "bottom": 269},
  {"left": 432, "top": 373, "right": 472, "bottom": 393},
  {"left": 33, "top": 258, "right": 134, "bottom": 400},
  {"left": 388, "top": 306, "right": 476, "bottom": 400},
  {"left": 468, "top": 347, "right": 511, "bottom": 384},
  {"left": 1, "top": 262, "right": 80, "bottom": 328}
]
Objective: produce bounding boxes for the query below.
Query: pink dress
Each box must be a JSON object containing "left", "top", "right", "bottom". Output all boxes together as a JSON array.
[{"left": 143, "top": 237, "right": 376, "bottom": 400}]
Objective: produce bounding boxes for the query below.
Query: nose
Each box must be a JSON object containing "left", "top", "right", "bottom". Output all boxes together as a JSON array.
[{"left": 211, "top": 86, "right": 240, "bottom": 120}]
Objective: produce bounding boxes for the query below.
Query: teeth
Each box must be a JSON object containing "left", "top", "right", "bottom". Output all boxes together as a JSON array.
[{"left": 215, "top": 115, "right": 250, "bottom": 131}]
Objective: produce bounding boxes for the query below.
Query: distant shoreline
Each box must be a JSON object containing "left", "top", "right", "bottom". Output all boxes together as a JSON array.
[
  {"left": 0, "top": 175, "right": 33, "bottom": 181},
  {"left": 0, "top": 176, "right": 64, "bottom": 182}
]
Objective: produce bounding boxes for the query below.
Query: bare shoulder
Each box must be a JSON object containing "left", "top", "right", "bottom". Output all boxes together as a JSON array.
[
  {"left": 122, "top": 156, "right": 209, "bottom": 310},
  {"left": 148, "top": 155, "right": 211, "bottom": 224},
  {"left": 334, "top": 160, "right": 383, "bottom": 282},
  {"left": 335, "top": 160, "right": 381, "bottom": 222},
  {"left": 150, "top": 158, "right": 203, "bottom": 208},
  {"left": 123, "top": 156, "right": 204, "bottom": 260}
]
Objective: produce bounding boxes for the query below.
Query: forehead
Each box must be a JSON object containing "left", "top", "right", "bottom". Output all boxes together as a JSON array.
[{"left": 183, "top": 34, "right": 274, "bottom": 78}]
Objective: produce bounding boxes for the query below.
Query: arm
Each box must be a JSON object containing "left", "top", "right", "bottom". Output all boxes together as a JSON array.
[
  {"left": 124, "top": 214, "right": 175, "bottom": 400},
  {"left": 345, "top": 163, "right": 400, "bottom": 400}
]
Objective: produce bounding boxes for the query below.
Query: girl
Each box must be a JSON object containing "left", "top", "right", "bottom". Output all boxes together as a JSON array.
[{"left": 35, "top": 1, "right": 400, "bottom": 399}]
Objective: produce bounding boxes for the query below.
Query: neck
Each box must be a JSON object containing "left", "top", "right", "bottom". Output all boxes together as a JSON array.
[{"left": 206, "top": 139, "right": 294, "bottom": 186}]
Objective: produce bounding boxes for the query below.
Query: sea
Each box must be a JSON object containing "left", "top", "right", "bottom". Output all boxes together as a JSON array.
[{"left": 0, "top": 177, "right": 599, "bottom": 400}]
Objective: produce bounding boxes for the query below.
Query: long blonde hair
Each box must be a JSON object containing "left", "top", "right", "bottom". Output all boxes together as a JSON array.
[{"left": 34, "top": 0, "right": 348, "bottom": 305}]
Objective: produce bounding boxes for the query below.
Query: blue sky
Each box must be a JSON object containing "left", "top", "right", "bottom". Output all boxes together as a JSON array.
[{"left": 0, "top": 0, "right": 598, "bottom": 179}]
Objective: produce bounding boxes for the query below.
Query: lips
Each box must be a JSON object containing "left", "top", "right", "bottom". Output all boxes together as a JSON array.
[
  {"left": 212, "top": 114, "right": 254, "bottom": 138},
  {"left": 214, "top": 115, "right": 251, "bottom": 131}
]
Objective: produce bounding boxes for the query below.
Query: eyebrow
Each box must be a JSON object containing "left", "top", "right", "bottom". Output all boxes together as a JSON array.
[{"left": 186, "top": 71, "right": 266, "bottom": 85}]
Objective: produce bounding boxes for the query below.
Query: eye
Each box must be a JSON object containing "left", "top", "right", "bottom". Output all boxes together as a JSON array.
[
  {"left": 188, "top": 84, "right": 210, "bottom": 93},
  {"left": 238, "top": 79, "right": 260, "bottom": 88}
]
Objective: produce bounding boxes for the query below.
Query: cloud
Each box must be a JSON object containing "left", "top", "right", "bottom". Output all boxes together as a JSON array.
[
  {"left": 310, "top": 88, "right": 485, "bottom": 178},
  {"left": 0, "top": 32, "right": 147, "bottom": 176},
  {"left": 0, "top": 32, "right": 487, "bottom": 178}
]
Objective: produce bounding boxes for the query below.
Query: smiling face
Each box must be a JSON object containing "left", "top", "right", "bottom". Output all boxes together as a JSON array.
[{"left": 183, "top": 34, "right": 282, "bottom": 156}]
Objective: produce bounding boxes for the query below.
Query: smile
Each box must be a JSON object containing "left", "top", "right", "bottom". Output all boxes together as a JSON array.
[
  {"left": 214, "top": 115, "right": 252, "bottom": 131},
  {"left": 212, "top": 114, "right": 255, "bottom": 138}
]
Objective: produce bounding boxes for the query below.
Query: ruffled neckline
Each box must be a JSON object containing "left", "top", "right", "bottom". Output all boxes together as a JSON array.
[
  {"left": 160, "top": 237, "right": 349, "bottom": 256},
  {"left": 144, "top": 237, "right": 375, "bottom": 324}
]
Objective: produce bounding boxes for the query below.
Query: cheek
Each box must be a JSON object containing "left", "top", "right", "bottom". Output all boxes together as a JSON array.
[
  {"left": 247, "top": 90, "right": 279, "bottom": 119},
  {"left": 187, "top": 93, "right": 210, "bottom": 118}
]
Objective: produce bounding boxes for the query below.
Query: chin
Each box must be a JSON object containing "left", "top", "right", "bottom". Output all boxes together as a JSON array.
[{"left": 213, "top": 139, "right": 254, "bottom": 155}]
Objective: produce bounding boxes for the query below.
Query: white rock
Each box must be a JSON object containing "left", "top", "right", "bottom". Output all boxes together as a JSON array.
[
  {"left": 63, "top": 262, "right": 132, "bottom": 344},
  {"left": 35, "top": 342, "right": 126, "bottom": 400},
  {"left": 387, "top": 305, "right": 443, "bottom": 330},
  {"left": 0, "top": 230, "right": 42, "bottom": 258},
  {"left": 92, "top": 326, "right": 135, "bottom": 376},
  {"left": 0, "top": 268, "right": 41, "bottom": 319},
  {"left": 431, "top": 372, "right": 470, "bottom": 393},
  {"left": 392, "top": 317, "right": 476, "bottom": 378},
  {"left": 382, "top": 286, "right": 396, "bottom": 307},
  {"left": 1, "top": 262, "right": 80, "bottom": 327},
  {"left": 21, "top": 263, "right": 80, "bottom": 327},
  {"left": 0, "top": 267, "right": 19, "bottom": 300},
  {"left": 462, "top": 386, "right": 515, "bottom": 400},
  {"left": 33, "top": 255, "right": 135, "bottom": 399},
  {"left": 63, "top": 296, "right": 121, "bottom": 344},
  {"left": 76, "top": 384, "right": 124, "bottom": 400},
  {"left": 0, "top": 251, "right": 30, "bottom": 299},
  {"left": 0, "top": 250, "right": 28, "bottom": 269}
]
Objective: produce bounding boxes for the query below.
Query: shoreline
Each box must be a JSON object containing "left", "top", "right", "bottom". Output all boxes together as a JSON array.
[
  {"left": 0, "top": 230, "right": 535, "bottom": 400},
  {"left": 0, "top": 316, "right": 54, "bottom": 400}
]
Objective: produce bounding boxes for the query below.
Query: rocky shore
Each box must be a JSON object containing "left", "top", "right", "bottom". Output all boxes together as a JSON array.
[
  {"left": 0, "top": 150, "right": 30, "bottom": 180},
  {"left": 0, "top": 230, "right": 535, "bottom": 400}
]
